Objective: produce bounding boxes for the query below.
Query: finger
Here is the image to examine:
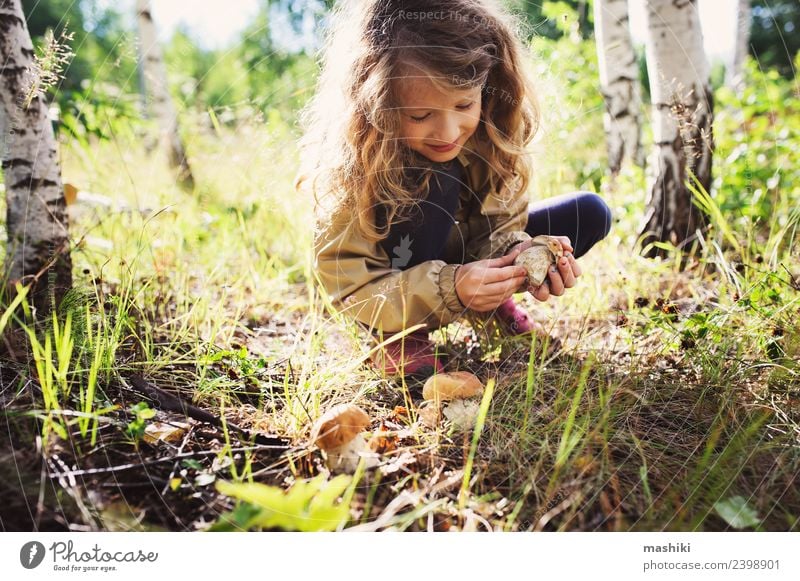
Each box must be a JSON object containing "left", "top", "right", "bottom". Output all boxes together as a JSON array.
[
  {"left": 547, "top": 264, "right": 565, "bottom": 296},
  {"left": 566, "top": 251, "right": 581, "bottom": 277},
  {"left": 532, "top": 280, "right": 550, "bottom": 302},
  {"left": 481, "top": 264, "right": 528, "bottom": 283},
  {"left": 557, "top": 254, "right": 577, "bottom": 288},
  {"left": 483, "top": 276, "right": 527, "bottom": 298},
  {"left": 486, "top": 252, "right": 518, "bottom": 267}
]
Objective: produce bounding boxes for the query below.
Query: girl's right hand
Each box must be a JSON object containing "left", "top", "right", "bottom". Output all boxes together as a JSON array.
[{"left": 454, "top": 251, "right": 528, "bottom": 312}]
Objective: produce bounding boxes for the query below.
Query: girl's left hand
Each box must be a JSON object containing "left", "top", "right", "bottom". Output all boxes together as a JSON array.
[{"left": 508, "top": 236, "right": 581, "bottom": 302}]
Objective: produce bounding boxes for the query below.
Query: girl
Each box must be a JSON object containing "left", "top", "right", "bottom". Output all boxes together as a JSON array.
[{"left": 297, "top": 0, "right": 611, "bottom": 378}]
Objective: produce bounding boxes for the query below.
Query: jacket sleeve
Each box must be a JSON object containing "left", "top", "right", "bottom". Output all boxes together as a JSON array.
[
  {"left": 313, "top": 207, "right": 467, "bottom": 334},
  {"left": 466, "top": 178, "right": 532, "bottom": 262}
]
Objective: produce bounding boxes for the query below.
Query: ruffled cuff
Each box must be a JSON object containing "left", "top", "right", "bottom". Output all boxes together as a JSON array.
[{"left": 438, "top": 263, "right": 466, "bottom": 314}]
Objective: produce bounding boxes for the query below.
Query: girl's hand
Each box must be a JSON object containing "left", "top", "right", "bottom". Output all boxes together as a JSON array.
[
  {"left": 454, "top": 252, "right": 528, "bottom": 312},
  {"left": 507, "top": 236, "right": 581, "bottom": 302}
]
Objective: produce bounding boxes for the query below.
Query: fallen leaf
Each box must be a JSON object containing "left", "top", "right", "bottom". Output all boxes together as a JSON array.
[
  {"left": 714, "top": 496, "right": 761, "bottom": 529},
  {"left": 143, "top": 421, "right": 189, "bottom": 445}
]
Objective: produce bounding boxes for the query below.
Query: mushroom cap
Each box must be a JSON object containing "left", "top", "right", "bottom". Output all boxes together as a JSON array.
[
  {"left": 310, "top": 404, "right": 371, "bottom": 451},
  {"left": 514, "top": 236, "right": 563, "bottom": 288},
  {"left": 422, "top": 371, "right": 484, "bottom": 402},
  {"left": 530, "top": 235, "right": 564, "bottom": 259}
]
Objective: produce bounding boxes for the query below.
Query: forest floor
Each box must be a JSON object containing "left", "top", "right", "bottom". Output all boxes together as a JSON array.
[{"left": 1, "top": 118, "right": 799, "bottom": 532}]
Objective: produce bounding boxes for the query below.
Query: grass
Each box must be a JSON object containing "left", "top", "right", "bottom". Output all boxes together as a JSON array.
[{"left": 1, "top": 90, "right": 799, "bottom": 532}]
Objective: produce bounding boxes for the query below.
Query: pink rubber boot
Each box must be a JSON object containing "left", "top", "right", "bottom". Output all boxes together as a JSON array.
[
  {"left": 494, "top": 298, "right": 542, "bottom": 336},
  {"left": 369, "top": 330, "right": 446, "bottom": 378}
]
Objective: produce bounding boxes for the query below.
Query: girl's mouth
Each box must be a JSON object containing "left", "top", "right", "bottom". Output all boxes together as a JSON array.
[{"left": 427, "top": 142, "right": 458, "bottom": 153}]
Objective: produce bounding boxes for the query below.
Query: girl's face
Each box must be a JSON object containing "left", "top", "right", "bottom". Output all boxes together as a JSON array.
[{"left": 395, "top": 75, "right": 482, "bottom": 163}]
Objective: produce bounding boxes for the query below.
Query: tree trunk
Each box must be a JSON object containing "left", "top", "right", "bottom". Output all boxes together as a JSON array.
[
  {"left": 594, "top": 0, "right": 644, "bottom": 175},
  {"left": 135, "top": 0, "right": 194, "bottom": 189},
  {"left": 0, "top": 104, "right": 8, "bottom": 160},
  {"left": 727, "top": 0, "right": 751, "bottom": 87},
  {"left": 0, "top": 0, "right": 72, "bottom": 318},
  {"left": 639, "top": 0, "right": 714, "bottom": 259}
]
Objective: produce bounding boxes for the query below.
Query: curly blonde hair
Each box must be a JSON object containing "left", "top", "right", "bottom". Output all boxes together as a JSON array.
[{"left": 296, "top": 0, "right": 540, "bottom": 244}]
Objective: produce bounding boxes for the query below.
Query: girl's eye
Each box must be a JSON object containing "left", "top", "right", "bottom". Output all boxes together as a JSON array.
[
  {"left": 456, "top": 101, "right": 475, "bottom": 110},
  {"left": 410, "top": 113, "right": 431, "bottom": 122}
]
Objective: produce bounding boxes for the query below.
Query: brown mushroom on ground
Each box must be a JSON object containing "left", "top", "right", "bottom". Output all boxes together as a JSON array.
[
  {"left": 514, "top": 235, "right": 564, "bottom": 289},
  {"left": 310, "top": 404, "right": 378, "bottom": 472},
  {"left": 419, "top": 371, "right": 485, "bottom": 431}
]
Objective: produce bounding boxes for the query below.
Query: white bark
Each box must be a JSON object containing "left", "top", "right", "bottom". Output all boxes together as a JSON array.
[
  {"left": 1, "top": 0, "right": 72, "bottom": 312},
  {"left": 135, "top": 0, "right": 194, "bottom": 188},
  {"left": 594, "top": 0, "right": 644, "bottom": 175},
  {"left": 0, "top": 105, "right": 8, "bottom": 158},
  {"left": 639, "top": 0, "right": 714, "bottom": 258},
  {"left": 727, "top": 0, "right": 751, "bottom": 87}
]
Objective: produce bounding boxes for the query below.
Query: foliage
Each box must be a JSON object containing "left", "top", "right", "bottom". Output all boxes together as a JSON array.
[
  {"left": 159, "top": 1, "right": 322, "bottom": 121},
  {"left": 712, "top": 56, "right": 800, "bottom": 230},
  {"left": 125, "top": 402, "right": 157, "bottom": 441},
  {"left": 750, "top": 0, "right": 800, "bottom": 78},
  {"left": 59, "top": 81, "right": 141, "bottom": 144},
  {"left": 505, "top": 0, "right": 594, "bottom": 41},
  {"left": 528, "top": 3, "right": 606, "bottom": 196},
  {"left": 212, "top": 474, "right": 354, "bottom": 531},
  {"left": 713, "top": 496, "right": 762, "bottom": 530},
  {"left": 22, "top": 0, "right": 138, "bottom": 109}
]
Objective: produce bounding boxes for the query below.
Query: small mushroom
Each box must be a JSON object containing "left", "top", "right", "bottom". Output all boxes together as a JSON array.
[
  {"left": 310, "top": 404, "right": 378, "bottom": 472},
  {"left": 514, "top": 235, "right": 564, "bottom": 288},
  {"left": 420, "top": 371, "right": 485, "bottom": 430}
]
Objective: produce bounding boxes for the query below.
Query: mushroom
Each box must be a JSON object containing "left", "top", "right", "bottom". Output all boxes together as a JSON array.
[
  {"left": 419, "top": 371, "right": 485, "bottom": 430},
  {"left": 513, "top": 235, "right": 564, "bottom": 289},
  {"left": 310, "top": 404, "right": 378, "bottom": 472}
]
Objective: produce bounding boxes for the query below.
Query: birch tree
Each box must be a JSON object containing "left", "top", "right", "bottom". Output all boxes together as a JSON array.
[
  {"left": 0, "top": 103, "right": 8, "bottom": 157},
  {"left": 135, "top": 0, "right": 194, "bottom": 189},
  {"left": 639, "top": 0, "right": 714, "bottom": 258},
  {"left": 0, "top": 0, "right": 72, "bottom": 316},
  {"left": 727, "top": 0, "right": 752, "bottom": 87},
  {"left": 594, "top": 0, "right": 644, "bottom": 175}
]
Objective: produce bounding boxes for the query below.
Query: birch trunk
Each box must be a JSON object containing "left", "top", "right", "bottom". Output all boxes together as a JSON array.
[
  {"left": 639, "top": 0, "right": 714, "bottom": 258},
  {"left": 0, "top": 0, "right": 72, "bottom": 316},
  {"left": 594, "top": 0, "right": 644, "bottom": 175},
  {"left": 135, "top": 0, "right": 194, "bottom": 189},
  {"left": 0, "top": 103, "right": 8, "bottom": 158},
  {"left": 727, "top": 0, "right": 751, "bottom": 87}
]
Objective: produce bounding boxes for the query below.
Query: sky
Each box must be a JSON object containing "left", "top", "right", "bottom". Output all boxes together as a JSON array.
[{"left": 109, "top": 0, "right": 739, "bottom": 63}]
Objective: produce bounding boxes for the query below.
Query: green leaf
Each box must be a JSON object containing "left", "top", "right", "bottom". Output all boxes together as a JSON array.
[
  {"left": 208, "top": 503, "right": 262, "bottom": 532},
  {"left": 713, "top": 496, "right": 761, "bottom": 529},
  {"left": 214, "top": 474, "right": 353, "bottom": 532}
]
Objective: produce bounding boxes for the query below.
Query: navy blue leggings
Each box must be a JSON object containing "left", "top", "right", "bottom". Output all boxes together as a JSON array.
[
  {"left": 523, "top": 191, "right": 612, "bottom": 259},
  {"left": 377, "top": 173, "right": 612, "bottom": 267}
]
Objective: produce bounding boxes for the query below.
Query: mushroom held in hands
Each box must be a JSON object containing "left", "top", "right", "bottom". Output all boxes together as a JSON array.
[
  {"left": 419, "top": 371, "right": 485, "bottom": 431},
  {"left": 310, "top": 404, "right": 378, "bottom": 473},
  {"left": 514, "top": 235, "right": 564, "bottom": 288}
]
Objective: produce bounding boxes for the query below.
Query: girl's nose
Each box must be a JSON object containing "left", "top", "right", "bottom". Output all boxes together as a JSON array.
[{"left": 431, "top": 114, "right": 462, "bottom": 143}]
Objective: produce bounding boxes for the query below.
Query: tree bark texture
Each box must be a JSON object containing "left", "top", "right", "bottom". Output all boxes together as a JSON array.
[
  {"left": 727, "top": 0, "right": 751, "bottom": 87},
  {"left": 135, "top": 0, "right": 194, "bottom": 189},
  {"left": 594, "top": 0, "right": 644, "bottom": 175},
  {"left": 0, "top": 0, "right": 72, "bottom": 316},
  {"left": 639, "top": 0, "right": 714, "bottom": 258}
]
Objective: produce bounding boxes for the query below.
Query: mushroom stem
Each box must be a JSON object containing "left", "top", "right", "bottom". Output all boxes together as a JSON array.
[{"left": 324, "top": 433, "right": 379, "bottom": 473}]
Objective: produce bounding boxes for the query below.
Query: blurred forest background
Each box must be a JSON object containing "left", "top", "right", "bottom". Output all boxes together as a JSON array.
[{"left": 0, "top": 0, "right": 798, "bottom": 532}]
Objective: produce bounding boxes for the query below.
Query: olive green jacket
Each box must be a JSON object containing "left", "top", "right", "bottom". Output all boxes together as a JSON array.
[{"left": 313, "top": 149, "right": 532, "bottom": 333}]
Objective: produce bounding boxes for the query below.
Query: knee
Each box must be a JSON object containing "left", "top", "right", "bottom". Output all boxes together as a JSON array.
[{"left": 576, "top": 192, "right": 612, "bottom": 241}]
